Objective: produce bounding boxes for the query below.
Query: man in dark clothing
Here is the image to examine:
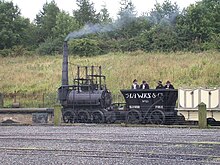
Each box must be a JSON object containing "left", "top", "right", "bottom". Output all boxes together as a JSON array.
[
  {"left": 156, "top": 80, "right": 164, "bottom": 89},
  {"left": 164, "top": 81, "right": 174, "bottom": 89},
  {"left": 131, "top": 79, "right": 139, "bottom": 89},
  {"left": 140, "top": 80, "right": 149, "bottom": 89}
]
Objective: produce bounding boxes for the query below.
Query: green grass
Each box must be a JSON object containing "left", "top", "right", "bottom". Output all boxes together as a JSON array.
[{"left": 0, "top": 51, "right": 220, "bottom": 107}]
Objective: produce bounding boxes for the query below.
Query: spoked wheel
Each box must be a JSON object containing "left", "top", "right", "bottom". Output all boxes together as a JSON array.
[
  {"left": 77, "top": 110, "right": 90, "bottom": 123},
  {"left": 63, "top": 111, "right": 75, "bottom": 123},
  {"left": 92, "top": 110, "right": 105, "bottom": 123},
  {"left": 126, "top": 110, "right": 141, "bottom": 124},
  {"left": 149, "top": 110, "right": 165, "bottom": 125}
]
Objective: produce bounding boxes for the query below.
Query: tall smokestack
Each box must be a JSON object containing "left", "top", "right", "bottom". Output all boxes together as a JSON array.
[{"left": 62, "top": 41, "right": 68, "bottom": 85}]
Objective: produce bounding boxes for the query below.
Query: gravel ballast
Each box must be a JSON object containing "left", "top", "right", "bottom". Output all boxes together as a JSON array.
[{"left": 0, "top": 125, "right": 219, "bottom": 165}]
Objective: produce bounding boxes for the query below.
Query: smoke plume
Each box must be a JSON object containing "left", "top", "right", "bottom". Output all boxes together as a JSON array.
[
  {"left": 64, "top": 7, "right": 179, "bottom": 41},
  {"left": 65, "top": 10, "right": 136, "bottom": 41}
]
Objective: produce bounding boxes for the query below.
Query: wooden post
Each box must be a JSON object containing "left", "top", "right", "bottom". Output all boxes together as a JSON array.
[
  {"left": 198, "top": 102, "right": 207, "bottom": 128},
  {"left": 42, "top": 93, "right": 45, "bottom": 108},
  {"left": 54, "top": 104, "right": 62, "bottom": 126},
  {"left": 0, "top": 93, "right": 3, "bottom": 108}
]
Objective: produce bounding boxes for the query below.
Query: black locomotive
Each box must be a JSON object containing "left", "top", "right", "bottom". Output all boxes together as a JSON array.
[{"left": 58, "top": 42, "right": 180, "bottom": 124}]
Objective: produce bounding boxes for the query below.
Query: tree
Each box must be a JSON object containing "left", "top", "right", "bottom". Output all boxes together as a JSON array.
[
  {"left": 18, "top": 19, "right": 38, "bottom": 49},
  {"left": 52, "top": 11, "right": 80, "bottom": 39},
  {"left": 176, "top": 0, "right": 220, "bottom": 50},
  {"left": 35, "top": 0, "right": 60, "bottom": 43},
  {"left": 118, "top": 0, "right": 137, "bottom": 17},
  {"left": 115, "top": 0, "right": 138, "bottom": 39},
  {"left": 137, "top": 24, "right": 179, "bottom": 52},
  {"left": 73, "top": 0, "right": 99, "bottom": 26},
  {"left": 98, "top": 3, "right": 112, "bottom": 23},
  {"left": 37, "top": 11, "right": 80, "bottom": 55},
  {"left": 149, "top": 0, "right": 180, "bottom": 25},
  {"left": 0, "top": 1, "right": 30, "bottom": 49}
]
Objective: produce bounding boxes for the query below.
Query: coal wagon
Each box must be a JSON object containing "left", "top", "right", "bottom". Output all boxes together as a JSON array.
[{"left": 119, "top": 89, "right": 178, "bottom": 124}]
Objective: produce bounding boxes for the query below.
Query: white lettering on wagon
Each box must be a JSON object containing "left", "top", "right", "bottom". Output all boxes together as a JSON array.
[{"left": 125, "top": 93, "right": 163, "bottom": 99}]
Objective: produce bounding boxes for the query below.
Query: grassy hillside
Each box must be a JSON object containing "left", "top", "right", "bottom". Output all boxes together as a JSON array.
[{"left": 0, "top": 51, "right": 220, "bottom": 106}]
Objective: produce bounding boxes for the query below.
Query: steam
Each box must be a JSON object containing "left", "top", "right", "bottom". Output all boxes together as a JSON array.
[
  {"left": 148, "top": 11, "right": 179, "bottom": 25},
  {"left": 65, "top": 23, "right": 119, "bottom": 41},
  {"left": 65, "top": 10, "right": 136, "bottom": 41},
  {"left": 65, "top": 7, "right": 179, "bottom": 41}
]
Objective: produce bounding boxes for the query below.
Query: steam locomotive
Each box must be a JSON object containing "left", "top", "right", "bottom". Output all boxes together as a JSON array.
[{"left": 58, "top": 42, "right": 182, "bottom": 124}]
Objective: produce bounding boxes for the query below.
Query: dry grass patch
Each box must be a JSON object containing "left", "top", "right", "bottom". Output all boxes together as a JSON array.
[{"left": 0, "top": 51, "right": 220, "bottom": 97}]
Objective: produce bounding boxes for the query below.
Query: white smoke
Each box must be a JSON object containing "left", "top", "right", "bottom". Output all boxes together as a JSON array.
[
  {"left": 64, "top": 8, "right": 179, "bottom": 41},
  {"left": 65, "top": 23, "right": 118, "bottom": 41},
  {"left": 65, "top": 10, "right": 136, "bottom": 41},
  {"left": 148, "top": 11, "right": 179, "bottom": 25}
]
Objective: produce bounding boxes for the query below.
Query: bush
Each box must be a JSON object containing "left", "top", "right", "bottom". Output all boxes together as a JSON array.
[
  {"left": 0, "top": 46, "right": 32, "bottom": 57},
  {"left": 119, "top": 38, "right": 141, "bottom": 52},
  {"left": 68, "top": 38, "right": 104, "bottom": 56},
  {"left": 139, "top": 25, "right": 180, "bottom": 52},
  {"left": 203, "top": 34, "right": 220, "bottom": 51},
  {"left": 0, "top": 49, "right": 12, "bottom": 57},
  {"left": 36, "top": 38, "right": 63, "bottom": 55}
]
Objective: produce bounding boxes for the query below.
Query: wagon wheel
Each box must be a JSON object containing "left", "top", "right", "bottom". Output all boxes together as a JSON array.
[
  {"left": 63, "top": 111, "right": 75, "bottom": 123},
  {"left": 92, "top": 110, "right": 105, "bottom": 123},
  {"left": 149, "top": 110, "right": 165, "bottom": 125},
  {"left": 77, "top": 110, "right": 90, "bottom": 123},
  {"left": 126, "top": 110, "right": 142, "bottom": 124},
  {"left": 175, "top": 113, "right": 185, "bottom": 125}
]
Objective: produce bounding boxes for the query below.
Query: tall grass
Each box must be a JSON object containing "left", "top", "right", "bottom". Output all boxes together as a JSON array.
[{"left": 0, "top": 51, "right": 220, "bottom": 99}]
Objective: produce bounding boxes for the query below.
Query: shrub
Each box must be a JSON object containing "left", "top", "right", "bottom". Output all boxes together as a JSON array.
[
  {"left": 68, "top": 38, "right": 103, "bottom": 56},
  {"left": 0, "top": 46, "right": 32, "bottom": 57},
  {"left": 36, "top": 38, "right": 63, "bottom": 55},
  {"left": 119, "top": 38, "right": 141, "bottom": 52},
  {"left": 0, "top": 49, "right": 12, "bottom": 57}
]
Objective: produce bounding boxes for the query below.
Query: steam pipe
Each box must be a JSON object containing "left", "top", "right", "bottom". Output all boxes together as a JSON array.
[{"left": 62, "top": 41, "right": 68, "bottom": 86}]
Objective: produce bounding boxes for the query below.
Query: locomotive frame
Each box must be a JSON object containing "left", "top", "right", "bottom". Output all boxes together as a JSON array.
[{"left": 58, "top": 65, "right": 114, "bottom": 123}]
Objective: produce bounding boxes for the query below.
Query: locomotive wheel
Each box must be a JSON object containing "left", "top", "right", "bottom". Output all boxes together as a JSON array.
[
  {"left": 126, "top": 110, "right": 142, "bottom": 124},
  {"left": 63, "top": 111, "right": 75, "bottom": 123},
  {"left": 149, "top": 110, "right": 165, "bottom": 125},
  {"left": 92, "top": 110, "right": 105, "bottom": 123},
  {"left": 77, "top": 110, "right": 90, "bottom": 123}
]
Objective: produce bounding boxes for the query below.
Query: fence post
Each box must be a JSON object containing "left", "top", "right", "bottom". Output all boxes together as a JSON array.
[
  {"left": 198, "top": 102, "right": 207, "bottom": 128},
  {"left": 0, "top": 93, "right": 3, "bottom": 108},
  {"left": 42, "top": 93, "right": 45, "bottom": 108},
  {"left": 54, "top": 104, "right": 62, "bottom": 126}
]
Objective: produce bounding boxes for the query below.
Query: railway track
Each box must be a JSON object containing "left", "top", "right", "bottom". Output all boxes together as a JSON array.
[
  {"left": 0, "top": 145, "right": 220, "bottom": 164},
  {"left": 0, "top": 126, "right": 220, "bottom": 164}
]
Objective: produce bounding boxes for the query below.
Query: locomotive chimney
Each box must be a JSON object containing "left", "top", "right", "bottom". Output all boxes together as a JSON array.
[{"left": 62, "top": 41, "right": 68, "bottom": 86}]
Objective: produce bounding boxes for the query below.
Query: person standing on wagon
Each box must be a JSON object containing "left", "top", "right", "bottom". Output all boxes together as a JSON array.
[
  {"left": 131, "top": 79, "right": 139, "bottom": 89},
  {"left": 140, "top": 80, "right": 149, "bottom": 89},
  {"left": 156, "top": 80, "right": 164, "bottom": 89},
  {"left": 164, "top": 80, "right": 174, "bottom": 89}
]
